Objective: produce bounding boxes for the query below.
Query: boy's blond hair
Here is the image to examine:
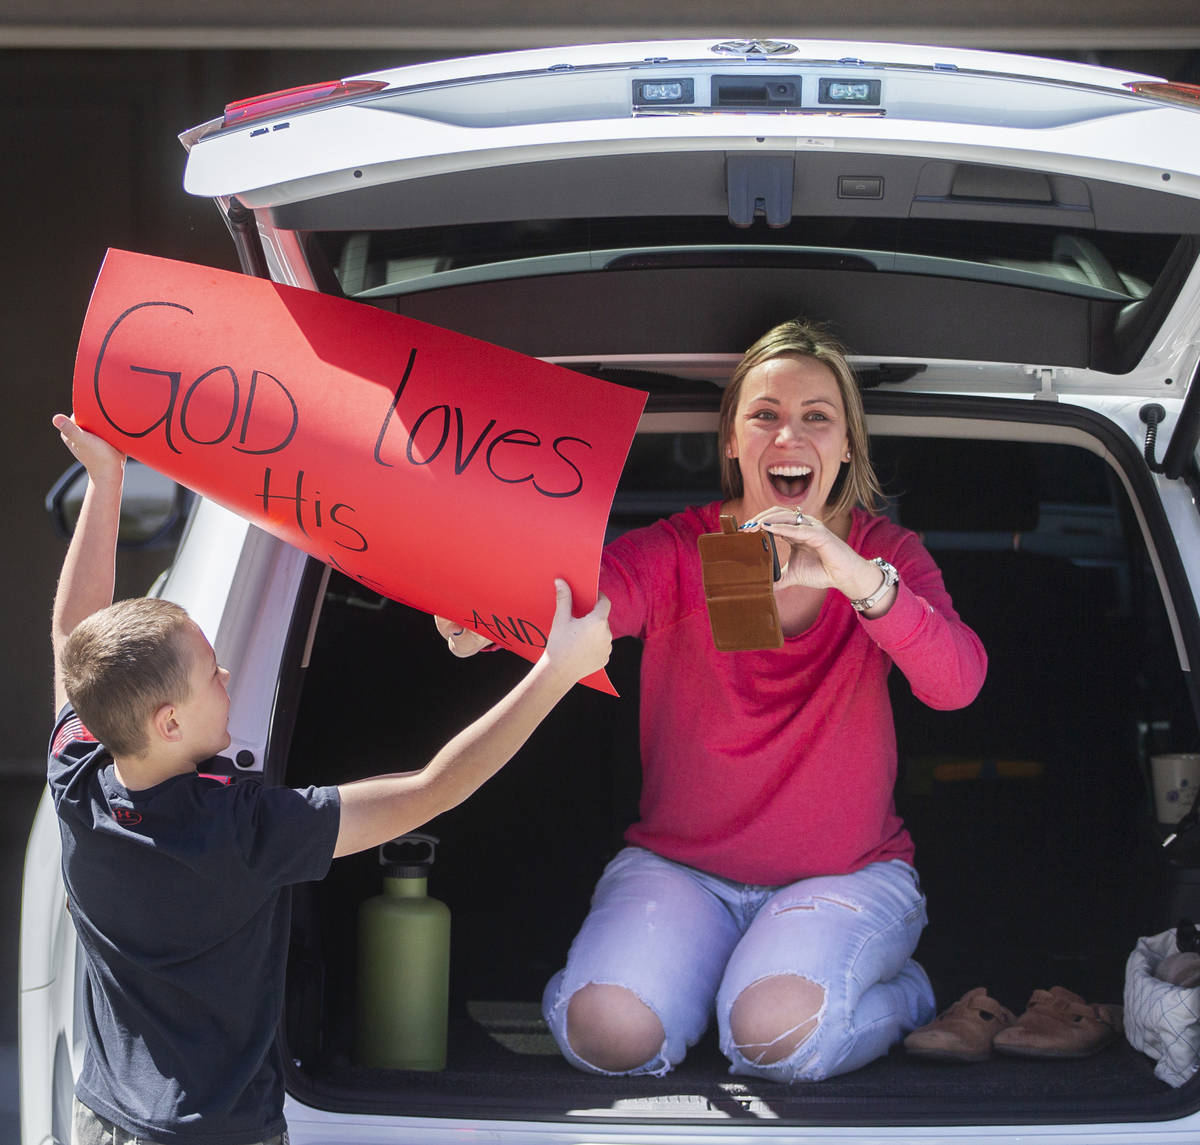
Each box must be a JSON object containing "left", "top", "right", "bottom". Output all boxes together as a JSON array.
[
  {"left": 718, "top": 318, "right": 885, "bottom": 518},
  {"left": 61, "top": 598, "right": 194, "bottom": 758}
]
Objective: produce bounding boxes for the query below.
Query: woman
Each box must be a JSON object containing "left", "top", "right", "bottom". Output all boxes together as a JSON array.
[{"left": 441, "top": 318, "right": 986, "bottom": 1082}]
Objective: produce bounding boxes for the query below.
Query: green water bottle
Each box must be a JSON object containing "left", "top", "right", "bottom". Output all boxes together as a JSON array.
[{"left": 355, "top": 832, "right": 450, "bottom": 1070}]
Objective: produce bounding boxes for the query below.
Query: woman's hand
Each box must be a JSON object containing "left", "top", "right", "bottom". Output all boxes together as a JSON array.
[
  {"left": 750, "top": 507, "right": 896, "bottom": 611},
  {"left": 433, "top": 615, "right": 495, "bottom": 658}
]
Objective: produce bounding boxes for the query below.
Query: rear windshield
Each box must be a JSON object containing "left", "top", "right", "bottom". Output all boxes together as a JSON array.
[{"left": 312, "top": 215, "right": 1179, "bottom": 303}]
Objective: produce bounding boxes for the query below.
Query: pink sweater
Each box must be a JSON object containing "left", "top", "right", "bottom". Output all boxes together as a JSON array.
[{"left": 599, "top": 503, "right": 987, "bottom": 885}]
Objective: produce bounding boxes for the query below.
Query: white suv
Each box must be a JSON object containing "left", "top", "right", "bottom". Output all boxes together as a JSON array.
[{"left": 21, "top": 36, "right": 1200, "bottom": 1145}]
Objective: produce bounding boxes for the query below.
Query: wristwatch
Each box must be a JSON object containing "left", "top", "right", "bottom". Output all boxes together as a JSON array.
[{"left": 849, "top": 557, "right": 899, "bottom": 612}]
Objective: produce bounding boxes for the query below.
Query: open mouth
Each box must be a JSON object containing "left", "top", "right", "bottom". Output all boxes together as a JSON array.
[{"left": 768, "top": 464, "right": 813, "bottom": 500}]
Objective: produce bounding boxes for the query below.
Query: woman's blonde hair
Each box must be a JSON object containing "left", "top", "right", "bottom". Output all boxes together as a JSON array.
[
  {"left": 61, "top": 597, "right": 194, "bottom": 758},
  {"left": 717, "top": 318, "right": 884, "bottom": 519}
]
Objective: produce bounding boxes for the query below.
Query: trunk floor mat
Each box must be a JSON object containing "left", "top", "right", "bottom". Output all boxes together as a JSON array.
[{"left": 295, "top": 1001, "right": 1178, "bottom": 1123}]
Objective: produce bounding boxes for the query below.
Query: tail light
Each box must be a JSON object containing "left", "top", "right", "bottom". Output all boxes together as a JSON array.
[
  {"left": 222, "top": 79, "right": 389, "bottom": 127},
  {"left": 181, "top": 78, "right": 389, "bottom": 148},
  {"left": 1123, "top": 81, "right": 1200, "bottom": 110}
]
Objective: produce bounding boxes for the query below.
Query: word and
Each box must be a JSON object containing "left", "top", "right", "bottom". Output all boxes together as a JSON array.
[{"left": 462, "top": 611, "right": 548, "bottom": 649}]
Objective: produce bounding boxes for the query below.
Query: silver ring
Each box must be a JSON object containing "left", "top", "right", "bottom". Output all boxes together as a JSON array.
[{"left": 794, "top": 509, "right": 805, "bottom": 526}]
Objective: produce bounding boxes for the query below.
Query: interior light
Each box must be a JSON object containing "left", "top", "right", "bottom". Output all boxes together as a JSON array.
[{"left": 222, "top": 79, "right": 389, "bottom": 129}]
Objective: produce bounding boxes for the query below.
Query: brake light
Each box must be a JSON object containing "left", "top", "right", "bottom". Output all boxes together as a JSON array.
[
  {"left": 222, "top": 79, "right": 389, "bottom": 129},
  {"left": 1123, "top": 81, "right": 1200, "bottom": 109}
]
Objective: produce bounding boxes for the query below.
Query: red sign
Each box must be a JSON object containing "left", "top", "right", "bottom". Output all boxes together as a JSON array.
[{"left": 72, "top": 249, "right": 646, "bottom": 693}]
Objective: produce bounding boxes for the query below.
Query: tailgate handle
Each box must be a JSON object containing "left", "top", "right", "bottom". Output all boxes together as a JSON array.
[{"left": 713, "top": 75, "right": 802, "bottom": 108}]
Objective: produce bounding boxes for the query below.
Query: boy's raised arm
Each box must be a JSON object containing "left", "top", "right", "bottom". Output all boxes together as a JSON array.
[
  {"left": 333, "top": 580, "right": 611, "bottom": 858},
  {"left": 51, "top": 415, "right": 127, "bottom": 715}
]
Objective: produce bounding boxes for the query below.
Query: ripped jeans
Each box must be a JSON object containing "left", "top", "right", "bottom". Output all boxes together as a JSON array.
[{"left": 542, "top": 847, "right": 935, "bottom": 1082}]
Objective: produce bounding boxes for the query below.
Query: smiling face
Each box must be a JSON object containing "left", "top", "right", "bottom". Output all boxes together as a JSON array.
[{"left": 725, "top": 354, "right": 851, "bottom": 522}]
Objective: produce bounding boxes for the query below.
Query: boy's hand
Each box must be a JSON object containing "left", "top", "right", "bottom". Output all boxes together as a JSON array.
[
  {"left": 52, "top": 414, "right": 125, "bottom": 481},
  {"left": 541, "top": 579, "right": 612, "bottom": 684}
]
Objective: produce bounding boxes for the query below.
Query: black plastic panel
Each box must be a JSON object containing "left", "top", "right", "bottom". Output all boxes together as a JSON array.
[{"left": 384, "top": 266, "right": 1105, "bottom": 367}]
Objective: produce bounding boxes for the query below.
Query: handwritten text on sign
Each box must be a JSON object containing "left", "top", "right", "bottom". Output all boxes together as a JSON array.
[{"left": 72, "top": 250, "right": 647, "bottom": 693}]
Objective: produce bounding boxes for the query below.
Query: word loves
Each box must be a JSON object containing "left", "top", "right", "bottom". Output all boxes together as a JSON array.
[{"left": 373, "top": 348, "right": 591, "bottom": 498}]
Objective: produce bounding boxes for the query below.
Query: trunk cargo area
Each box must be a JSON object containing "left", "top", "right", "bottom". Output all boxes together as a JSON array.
[{"left": 280, "top": 427, "right": 1200, "bottom": 1124}]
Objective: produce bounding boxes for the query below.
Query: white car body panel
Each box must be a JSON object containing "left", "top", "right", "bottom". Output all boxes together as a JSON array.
[
  {"left": 18, "top": 793, "right": 76, "bottom": 1145},
  {"left": 182, "top": 39, "right": 1198, "bottom": 209},
  {"left": 333, "top": 39, "right": 1167, "bottom": 92},
  {"left": 277, "top": 1108, "right": 1200, "bottom": 1145},
  {"left": 186, "top": 102, "right": 1200, "bottom": 208},
  {"left": 157, "top": 499, "right": 315, "bottom": 776}
]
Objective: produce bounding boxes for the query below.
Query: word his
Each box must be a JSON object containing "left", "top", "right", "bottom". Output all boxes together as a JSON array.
[{"left": 256, "top": 467, "right": 368, "bottom": 554}]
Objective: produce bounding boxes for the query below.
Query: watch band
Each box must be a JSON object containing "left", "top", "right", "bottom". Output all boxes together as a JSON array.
[{"left": 849, "top": 557, "right": 899, "bottom": 612}]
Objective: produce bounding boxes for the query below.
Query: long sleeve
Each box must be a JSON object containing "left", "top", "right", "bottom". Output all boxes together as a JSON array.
[{"left": 858, "top": 525, "right": 987, "bottom": 711}]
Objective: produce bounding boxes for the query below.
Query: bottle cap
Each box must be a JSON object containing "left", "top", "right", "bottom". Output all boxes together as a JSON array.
[{"left": 380, "top": 831, "right": 438, "bottom": 878}]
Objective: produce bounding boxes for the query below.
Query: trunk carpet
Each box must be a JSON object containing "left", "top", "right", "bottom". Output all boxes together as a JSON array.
[{"left": 296, "top": 1001, "right": 1178, "bottom": 1124}]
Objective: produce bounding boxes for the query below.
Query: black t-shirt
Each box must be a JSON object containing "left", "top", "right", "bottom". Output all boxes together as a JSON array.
[{"left": 48, "top": 705, "right": 341, "bottom": 1145}]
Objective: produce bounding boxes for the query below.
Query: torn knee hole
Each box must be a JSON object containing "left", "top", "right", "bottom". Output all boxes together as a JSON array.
[
  {"left": 729, "top": 975, "right": 825, "bottom": 1063},
  {"left": 566, "top": 984, "right": 664, "bottom": 1073},
  {"left": 774, "top": 894, "right": 861, "bottom": 914}
]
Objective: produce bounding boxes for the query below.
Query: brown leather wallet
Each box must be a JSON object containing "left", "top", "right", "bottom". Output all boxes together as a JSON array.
[{"left": 697, "top": 514, "right": 783, "bottom": 651}]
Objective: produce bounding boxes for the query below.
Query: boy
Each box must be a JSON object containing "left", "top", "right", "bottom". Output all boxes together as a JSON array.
[{"left": 48, "top": 413, "right": 611, "bottom": 1145}]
